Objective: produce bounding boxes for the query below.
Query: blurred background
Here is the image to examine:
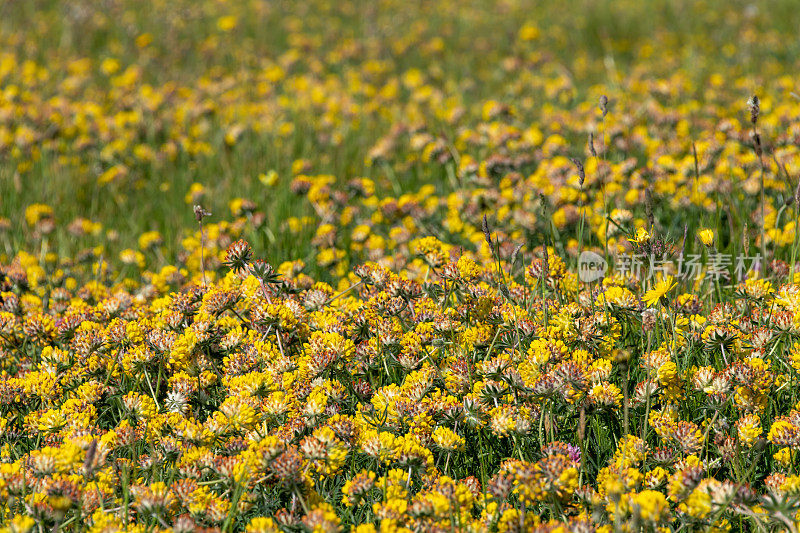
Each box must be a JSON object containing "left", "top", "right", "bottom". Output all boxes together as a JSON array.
[{"left": 1, "top": 0, "right": 798, "bottom": 274}]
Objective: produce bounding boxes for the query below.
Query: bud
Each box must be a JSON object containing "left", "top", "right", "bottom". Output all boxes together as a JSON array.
[
  {"left": 697, "top": 228, "right": 714, "bottom": 247},
  {"left": 224, "top": 239, "right": 253, "bottom": 276},
  {"left": 251, "top": 259, "right": 279, "bottom": 284},
  {"left": 588, "top": 132, "right": 597, "bottom": 157}
]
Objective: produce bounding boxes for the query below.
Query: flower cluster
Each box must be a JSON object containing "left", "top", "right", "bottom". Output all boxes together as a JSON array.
[
  {"left": 0, "top": 228, "right": 799, "bottom": 531},
  {"left": 3, "top": 0, "right": 800, "bottom": 531}
]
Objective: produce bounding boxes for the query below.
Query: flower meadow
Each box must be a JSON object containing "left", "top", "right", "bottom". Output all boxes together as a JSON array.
[{"left": 4, "top": 1, "right": 800, "bottom": 531}]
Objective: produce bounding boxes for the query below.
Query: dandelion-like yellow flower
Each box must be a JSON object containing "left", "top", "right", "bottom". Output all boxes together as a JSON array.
[{"left": 643, "top": 276, "right": 677, "bottom": 307}]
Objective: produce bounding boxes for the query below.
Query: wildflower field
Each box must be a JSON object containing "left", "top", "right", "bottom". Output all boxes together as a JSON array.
[{"left": 4, "top": 0, "right": 800, "bottom": 531}]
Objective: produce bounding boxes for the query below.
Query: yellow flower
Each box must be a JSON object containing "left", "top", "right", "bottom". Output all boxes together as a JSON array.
[
  {"left": 630, "top": 490, "right": 670, "bottom": 523},
  {"left": 4, "top": 515, "right": 36, "bottom": 533},
  {"left": 629, "top": 227, "right": 651, "bottom": 246},
  {"left": 657, "top": 361, "right": 678, "bottom": 386},
  {"left": 643, "top": 276, "right": 677, "bottom": 307},
  {"left": 698, "top": 228, "right": 715, "bottom": 246},
  {"left": 774, "top": 447, "right": 792, "bottom": 468},
  {"left": 217, "top": 15, "right": 238, "bottom": 32},
  {"left": 246, "top": 517, "right": 280, "bottom": 533},
  {"left": 259, "top": 170, "right": 279, "bottom": 187},
  {"left": 736, "top": 414, "right": 762, "bottom": 447},
  {"left": 432, "top": 426, "right": 466, "bottom": 452},
  {"left": 24, "top": 203, "right": 53, "bottom": 226},
  {"left": 518, "top": 23, "right": 540, "bottom": 41},
  {"left": 138, "top": 230, "right": 163, "bottom": 250},
  {"left": 682, "top": 487, "right": 711, "bottom": 518}
]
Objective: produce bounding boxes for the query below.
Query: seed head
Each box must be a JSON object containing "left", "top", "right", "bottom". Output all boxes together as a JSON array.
[
  {"left": 83, "top": 439, "right": 98, "bottom": 474},
  {"left": 794, "top": 178, "right": 800, "bottom": 211},
  {"left": 193, "top": 204, "right": 211, "bottom": 223},
  {"left": 542, "top": 243, "right": 550, "bottom": 279},
  {"left": 747, "top": 95, "right": 760, "bottom": 125},
  {"left": 743, "top": 222, "right": 750, "bottom": 257},
  {"left": 482, "top": 214, "right": 492, "bottom": 247},
  {"left": 571, "top": 158, "right": 585, "bottom": 188},
  {"left": 599, "top": 95, "right": 609, "bottom": 117},
  {"left": 642, "top": 309, "right": 657, "bottom": 332},
  {"left": 752, "top": 132, "right": 762, "bottom": 158},
  {"left": 510, "top": 243, "right": 523, "bottom": 267},
  {"left": 645, "top": 187, "right": 655, "bottom": 231}
]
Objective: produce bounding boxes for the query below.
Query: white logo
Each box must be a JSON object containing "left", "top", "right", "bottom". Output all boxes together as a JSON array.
[{"left": 578, "top": 251, "right": 607, "bottom": 282}]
